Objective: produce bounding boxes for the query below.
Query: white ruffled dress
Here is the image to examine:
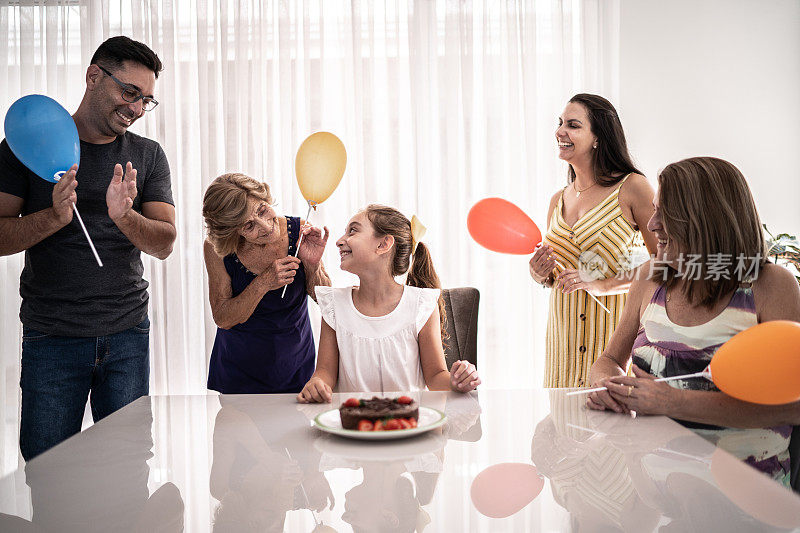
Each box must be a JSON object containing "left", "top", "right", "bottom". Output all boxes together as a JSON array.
[{"left": 314, "top": 285, "right": 441, "bottom": 393}]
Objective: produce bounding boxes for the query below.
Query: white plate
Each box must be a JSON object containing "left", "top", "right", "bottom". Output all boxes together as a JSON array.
[
  {"left": 314, "top": 431, "right": 446, "bottom": 461},
  {"left": 313, "top": 406, "right": 446, "bottom": 440}
]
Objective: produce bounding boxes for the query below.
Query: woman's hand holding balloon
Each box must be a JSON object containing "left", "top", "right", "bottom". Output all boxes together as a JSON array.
[
  {"left": 51, "top": 164, "right": 78, "bottom": 225},
  {"left": 107, "top": 162, "right": 138, "bottom": 221},
  {"left": 529, "top": 244, "right": 556, "bottom": 284},
  {"left": 586, "top": 376, "right": 630, "bottom": 414},
  {"left": 258, "top": 256, "right": 301, "bottom": 292},
  {"left": 606, "top": 364, "right": 677, "bottom": 415},
  {"left": 297, "top": 224, "right": 329, "bottom": 267}
]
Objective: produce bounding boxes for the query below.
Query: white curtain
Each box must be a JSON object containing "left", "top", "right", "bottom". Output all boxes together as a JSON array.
[{"left": 0, "top": 0, "right": 620, "bottom": 478}]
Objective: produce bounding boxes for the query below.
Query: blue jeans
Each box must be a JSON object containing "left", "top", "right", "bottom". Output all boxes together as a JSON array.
[{"left": 19, "top": 317, "right": 150, "bottom": 461}]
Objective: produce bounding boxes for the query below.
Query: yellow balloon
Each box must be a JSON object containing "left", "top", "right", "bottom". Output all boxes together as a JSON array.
[{"left": 295, "top": 132, "right": 347, "bottom": 205}]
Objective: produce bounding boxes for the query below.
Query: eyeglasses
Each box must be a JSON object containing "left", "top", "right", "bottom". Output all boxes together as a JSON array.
[{"left": 97, "top": 65, "right": 159, "bottom": 112}]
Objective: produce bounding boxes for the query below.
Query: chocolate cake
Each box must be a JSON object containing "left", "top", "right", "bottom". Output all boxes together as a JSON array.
[{"left": 339, "top": 396, "right": 419, "bottom": 430}]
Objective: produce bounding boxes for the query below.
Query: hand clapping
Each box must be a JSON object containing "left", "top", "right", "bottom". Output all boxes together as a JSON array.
[{"left": 107, "top": 162, "right": 137, "bottom": 221}]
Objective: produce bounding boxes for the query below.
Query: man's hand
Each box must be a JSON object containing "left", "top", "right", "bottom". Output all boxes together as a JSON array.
[
  {"left": 107, "top": 162, "right": 138, "bottom": 221},
  {"left": 52, "top": 164, "right": 78, "bottom": 225}
]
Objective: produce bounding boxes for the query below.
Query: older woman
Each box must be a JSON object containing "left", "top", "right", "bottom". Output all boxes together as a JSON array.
[
  {"left": 529, "top": 94, "right": 659, "bottom": 387},
  {"left": 587, "top": 157, "right": 800, "bottom": 485},
  {"left": 202, "top": 173, "right": 330, "bottom": 394}
]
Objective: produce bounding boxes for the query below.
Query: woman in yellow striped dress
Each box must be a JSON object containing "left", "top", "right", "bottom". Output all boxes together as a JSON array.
[{"left": 529, "top": 94, "right": 658, "bottom": 388}]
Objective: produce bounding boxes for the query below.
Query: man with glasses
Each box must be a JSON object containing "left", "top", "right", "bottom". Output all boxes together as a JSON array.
[{"left": 0, "top": 36, "right": 176, "bottom": 460}]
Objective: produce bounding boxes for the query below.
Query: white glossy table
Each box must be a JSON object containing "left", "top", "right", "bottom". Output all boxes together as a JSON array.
[{"left": 0, "top": 389, "right": 798, "bottom": 532}]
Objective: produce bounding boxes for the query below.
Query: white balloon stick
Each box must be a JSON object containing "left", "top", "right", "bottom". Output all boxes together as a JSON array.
[
  {"left": 284, "top": 447, "right": 320, "bottom": 526},
  {"left": 72, "top": 202, "right": 103, "bottom": 267},
  {"left": 565, "top": 370, "right": 711, "bottom": 396}
]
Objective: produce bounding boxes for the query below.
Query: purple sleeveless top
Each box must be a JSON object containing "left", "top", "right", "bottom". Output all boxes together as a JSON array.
[
  {"left": 632, "top": 284, "right": 791, "bottom": 485},
  {"left": 208, "top": 216, "right": 315, "bottom": 394}
]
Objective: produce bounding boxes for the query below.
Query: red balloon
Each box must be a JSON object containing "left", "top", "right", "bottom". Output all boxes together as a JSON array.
[{"left": 467, "top": 198, "right": 542, "bottom": 255}]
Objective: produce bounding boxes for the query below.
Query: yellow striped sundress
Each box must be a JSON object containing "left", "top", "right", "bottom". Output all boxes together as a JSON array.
[{"left": 543, "top": 174, "right": 644, "bottom": 388}]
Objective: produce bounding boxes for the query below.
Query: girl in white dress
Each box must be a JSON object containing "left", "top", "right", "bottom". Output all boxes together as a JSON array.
[{"left": 297, "top": 205, "right": 481, "bottom": 403}]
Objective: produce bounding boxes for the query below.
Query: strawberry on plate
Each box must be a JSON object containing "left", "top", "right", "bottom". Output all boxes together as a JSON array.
[
  {"left": 384, "top": 419, "right": 402, "bottom": 431},
  {"left": 343, "top": 398, "right": 361, "bottom": 408}
]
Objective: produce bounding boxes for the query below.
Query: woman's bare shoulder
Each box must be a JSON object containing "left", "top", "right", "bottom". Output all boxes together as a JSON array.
[
  {"left": 752, "top": 262, "right": 800, "bottom": 322},
  {"left": 628, "top": 260, "right": 660, "bottom": 302},
  {"left": 618, "top": 173, "right": 654, "bottom": 203}
]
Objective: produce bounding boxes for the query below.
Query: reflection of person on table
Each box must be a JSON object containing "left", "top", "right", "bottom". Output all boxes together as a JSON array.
[
  {"left": 342, "top": 461, "right": 437, "bottom": 533},
  {"left": 315, "top": 391, "right": 482, "bottom": 532},
  {"left": 532, "top": 392, "right": 787, "bottom": 532},
  {"left": 587, "top": 157, "right": 800, "bottom": 485},
  {"left": 0, "top": 398, "right": 184, "bottom": 533},
  {"left": 297, "top": 205, "right": 479, "bottom": 403},
  {"left": 202, "top": 173, "right": 331, "bottom": 393},
  {"left": 531, "top": 391, "right": 661, "bottom": 532},
  {"left": 529, "top": 94, "right": 658, "bottom": 388},
  {"left": 338, "top": 394, "right": 484, "bottom": 532},
  {"left": 210, "top": 396, "right": 334, "bottom": 532}
]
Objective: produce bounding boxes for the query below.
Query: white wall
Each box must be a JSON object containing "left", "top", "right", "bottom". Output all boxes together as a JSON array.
[{"left": 619, "top": 0, "right": 800, "bottom": 234}]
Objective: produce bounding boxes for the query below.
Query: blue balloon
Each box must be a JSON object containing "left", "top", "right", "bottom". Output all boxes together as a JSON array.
[{"left": 4, "top": 94, "right": 80, "bottom": 183}]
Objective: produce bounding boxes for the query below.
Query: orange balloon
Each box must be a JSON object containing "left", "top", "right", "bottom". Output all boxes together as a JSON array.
[
  {"left": 709, "top": 320, "right": 800, "bottom": 405},
  {"left": 711, "top": 447, "right": 800, "bottom": 528},
  {"left": 470, "top": 463, "right": 544, "bottom": 518},
  {"left": 467, "top": 198, "right": 542, "bottom": 254}
]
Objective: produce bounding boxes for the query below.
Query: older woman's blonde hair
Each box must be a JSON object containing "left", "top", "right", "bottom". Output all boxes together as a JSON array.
[
  {"left": 203, "top": 173, "right": 274, "bottom": 257},
  {"left": 656, "top": 157, "right": 767, "bottom": 307}
]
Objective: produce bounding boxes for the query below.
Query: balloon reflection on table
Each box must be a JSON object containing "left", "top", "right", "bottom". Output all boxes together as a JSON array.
[
  {"left": 710, "top": 447, "right": 800, "bottom": 529},
  {"left": 470, "top": 462, "right": 544, "bottom": 518}
]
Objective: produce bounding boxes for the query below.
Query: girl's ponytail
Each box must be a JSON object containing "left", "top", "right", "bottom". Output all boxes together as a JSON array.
[
  {"left": 407, "top": 242, "right": 447, "bottom": 342},
  {"left": 406, "top": 242, "right": 439, "bottom": 289}
]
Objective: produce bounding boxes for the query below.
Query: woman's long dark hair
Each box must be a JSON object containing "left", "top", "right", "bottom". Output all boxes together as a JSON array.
[{"left": 567, "top": 93, "right": 642, "bottom": 186}]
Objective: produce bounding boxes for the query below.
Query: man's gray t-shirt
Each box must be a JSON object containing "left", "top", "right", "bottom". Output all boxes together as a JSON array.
[{"left": 0, "top": 132, "right": 173, "bottom": 336}]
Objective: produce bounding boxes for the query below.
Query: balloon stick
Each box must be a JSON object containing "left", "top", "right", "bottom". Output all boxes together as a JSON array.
[
  {"left": 281, "top": 201, "right": 314, "bottom": 299},
  {"left": 565, "top": 370, "right": 711, "bottom": 396},
  {"left": 71, "top": 201, "right": 103, "bottom": 267},
  {"left": 284, "top": 447, "right": 320, "bottom": 527}
]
